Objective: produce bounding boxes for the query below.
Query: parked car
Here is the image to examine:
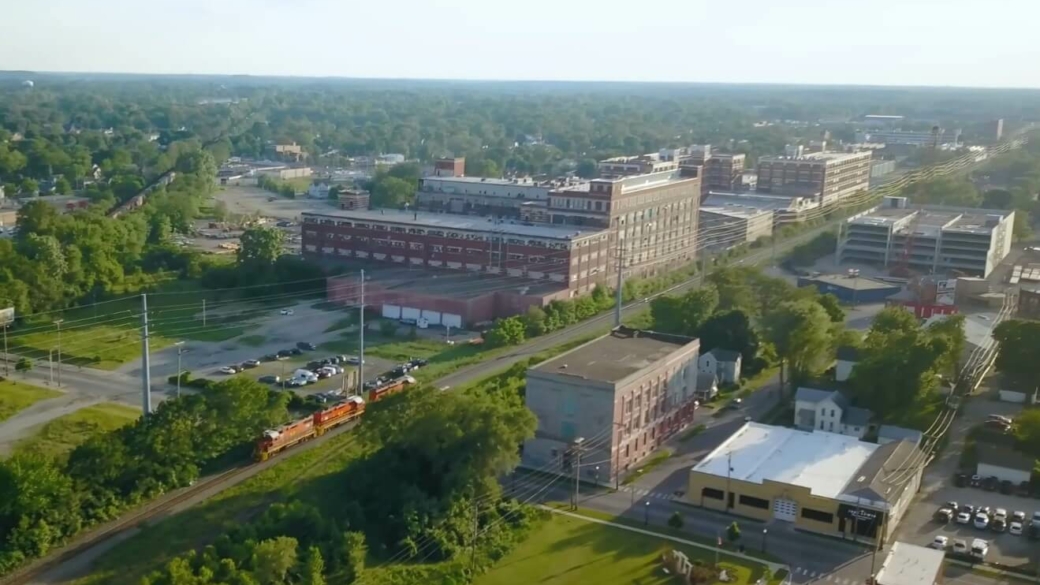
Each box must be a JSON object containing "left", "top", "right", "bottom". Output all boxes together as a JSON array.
[
  {"left": 1013, "top": 511, "right": 1026, "bottom": 522},
  {"left": 289, "top": 348, "right": 303, "bottom": 356},
  {"left": 991, "top": 518, "right": 1007, "bottom": 533},
  {"left": 952, "top": 539, "right": 969, "bottom": 555},
  {"left": 345, "top": 356, "right": 364, "bottom": 365},
  {"left": 315, "top": 369, "right": 332, "bottom": 380},
  {"left": 954, "top": 473, "right": 968, "bottom": 488},
  {"left": 1010, "top": 521, "right": 1024, "bottom": 536},
  {"left": 970, "top": 539, "right": 989, "bottom": 561},
  {"left": 945, "top": 501, "right": 959, "bottom": 512},
  {"left": 306, "top": 361, "right": 324, "bottom": 371},
  {"left": 241, "top": 359, "right": 261, "bottom": 369},
  {"left": 988, "top": 414, "right": 1013, "bottom": 425},
  {"left": 1000, "top": 480, "right": 1014, "bottom": 494},
  {"left": 994, "top": 508, "right": 1008, "bottom": 521},
  {"left": 276, "top": 349, "right": 293, "bottom": 358},
  {"left": 219, "top": 365, "right": 239, "bottom": 374},
  {"left": 286, "top": 377, "right": 307, "bottom": 387},
  {"left": 974, "top": 513, "right": 991, "bottom": 530},
  {"left": 978, "top": 506, "right": 992, "bottom": 516},
  {"left": 984, "top": 420, "right": 1011, "bottom": 432},
  {"left": 1029, "top": 523, "right": 1040, "bottom": 540},
  {"left": 296, "top": 341, "right": 316, "bottom": 351},
  {"left": 983, "top": 476, "right": 999, "bottom": 491},
  {"left": 956, "top": 512, "right": 972, "bottom": 525},
  {"left": 930, "top": 535, "right": 948, "bottom": 550},
  {"left": 280, "top": 309, "right": 294, "bottom": 316},
  {"left": 934, "top": 508, "right": 953, "bottom": 523},
  {"left": 959, "top": 504, "right": 976, "bottom": 516},
  {"left": 260, "top": 353, "right": 278, "bottom": 362},
  {"left": 258, "top": 375, "right": 280, "bottom": 384}
]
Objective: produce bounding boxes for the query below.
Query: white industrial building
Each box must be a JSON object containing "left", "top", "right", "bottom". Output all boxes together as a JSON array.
[
  {"left": 698, "top": 206, "right": 773, "bottom": 250},
  {"left": 839, "top": 198, "right": 1015, "bottom": 277}
]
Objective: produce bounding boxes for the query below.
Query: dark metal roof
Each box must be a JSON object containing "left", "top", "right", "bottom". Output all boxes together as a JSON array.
[{"left": 842, "top": 440, "right": 923, "bottom": 504}]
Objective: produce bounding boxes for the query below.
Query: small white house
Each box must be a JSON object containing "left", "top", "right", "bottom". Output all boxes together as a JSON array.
[
  {"left": 976, "top": 443, "right": 1034, "bottom": 484},
  {"left": 695, "top": 372, "right": 718, "bottom": 401},
  {"left": 308, "top": 182, "right": 332, "bottom": 199},
  {"left": 794, "top": 387, "right": 872, "bottom": 439},
  {"left": 835, "top": 345, "right": 861, "bottom": 382},
  {"left": 698, "top": 348, "right": 742, "bottom": 384}
]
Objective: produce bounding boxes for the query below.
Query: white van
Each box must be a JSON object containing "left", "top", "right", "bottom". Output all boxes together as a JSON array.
[{"left": 970, "top": 538, "right": 989, "bottom": 561}]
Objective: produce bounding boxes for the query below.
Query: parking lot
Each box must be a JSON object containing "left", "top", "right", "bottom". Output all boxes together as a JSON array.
[
  {"left": 216, "top": 184, "right": 337, "bottom": 221},
  {"left": 893, "top": 398, "right": 1036, "bottom": 571}
]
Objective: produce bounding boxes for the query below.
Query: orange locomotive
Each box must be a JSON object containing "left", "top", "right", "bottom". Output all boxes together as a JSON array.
[
  {"left": 254, "top": 375, "right": 416, "bottom": 462},
  {"left": 255, "top": 395, "right": 365, "bottom": 461}
]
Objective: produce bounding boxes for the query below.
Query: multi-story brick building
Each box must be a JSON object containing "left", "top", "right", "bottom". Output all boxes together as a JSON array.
[
  {"left": 414, "top": 175, "right": 554, "bottom": 218},
  {"left": 522, "top": 327, "right": 701, "bottom": 486},
  {"left": 433, "top": 157, "right": 465, "bottom": 177},
  {"left": 302, "top": 208, "right": 613, "bottom": 325},
  {"left": 597, "top": 155, "right": 678, "bottom": 179},
  {"left": 548, "top": 169, "right": 701, "bottom": 280},
  {"left": 757, "top": 151, "right": 872, "bottom": 205}
]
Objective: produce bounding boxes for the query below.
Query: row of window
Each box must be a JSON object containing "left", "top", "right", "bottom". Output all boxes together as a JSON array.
[
  {"left": 303, "top": 217, "right": 595, "bottom": 250},
  {"left": 698, "top": 489, "right": 835, "bottom": 524}
]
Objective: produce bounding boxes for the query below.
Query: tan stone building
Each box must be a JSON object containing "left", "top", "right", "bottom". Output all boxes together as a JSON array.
[
  {"left": 522, "top": 327, "right": 702, "bottom": 486},
  {"left": 687, "top": 423, "right": 923, "bottom": 545},
  {"left": 757, "top": 151, "right": 872, "bottom": 206}
]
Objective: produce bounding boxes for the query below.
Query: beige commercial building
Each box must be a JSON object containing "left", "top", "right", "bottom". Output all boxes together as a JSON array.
[
  {"left": 698, "top": 205, "right": 773, "bottom": 251},
  {"left": 522, "top": 327, "right": 702, "bottom": 486},
  {"left": 687, "top": 423, "right": 923, "bottom": 545},
  {"left": 757, "top": 151, "right": 872, "bottom": 206}
]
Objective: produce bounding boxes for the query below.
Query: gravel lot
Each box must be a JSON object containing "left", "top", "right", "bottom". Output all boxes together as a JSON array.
[{"left": 216, "top": 185, "right": 338, "bottom": 220}]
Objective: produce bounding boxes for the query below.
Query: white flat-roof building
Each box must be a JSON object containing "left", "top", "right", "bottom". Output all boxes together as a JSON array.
[
  {"left": 688, "top": 423, "right": 923, "bottom": 544},
  {"left": 875, "top": 542, "right": 944, "bottom": 585},
  {"left": 839, "top": 200, "right": 1015, "bottom": 277},
  {"left": 415, "top": 176, "right": 555, "bottom": 218},
  {"left": 698, "top": 205, "right": 774, "bottom": 251}
]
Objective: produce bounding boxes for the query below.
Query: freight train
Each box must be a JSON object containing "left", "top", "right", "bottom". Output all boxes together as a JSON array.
[{"left": 254, "top": 375, "right": 415, "bottom": 461}]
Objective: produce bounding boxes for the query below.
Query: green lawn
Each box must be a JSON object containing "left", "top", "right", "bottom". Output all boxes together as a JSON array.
[
  {"left": 13, "top": 402, "right": 140, "bottom": 459},
  {"left": 0, "top": 380, "right": 61, "bottom": 423},
  {"left": 475, "top": 513, "right": 761, "bottom": 585},
  {"left": 4, "top": 280, "right": 311, "bottom": 369},
  {"left": 73, "top": 432, "right": 364, "bottom": 585},
  {"left": 237, "top": 334, "right": 267, "bottom": 347}
]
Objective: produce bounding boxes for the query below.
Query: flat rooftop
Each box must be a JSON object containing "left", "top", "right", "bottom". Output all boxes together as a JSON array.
[
  {"left": 332, "top": 265, "right": 567, "bottom": 299},
  {"left": 874, "top": 542, "right": 944, "bottom": 585},
  {"left": 693, "top": 423, "right": 878, "bottom": 500},
  {"left": 705, "top": 192, "right": 817, "bottom": 212},
  {"left": 532, "top": 327, "right": 696, "bottom": 384},
  {"left": 760, "top": 151, "right": 871, "bottom": 164},
  {"left": 850, "top": 206, "right": 1012, "bottom": 235},
  {"left": 700, "top": 205, "right": 772, "bottom": 220},
  {"left": 420, "top": 176, "right": 549, "bottom": 188},
  {"left": 804, "top": 273, "right": 901, "bottom": 292},
  {"left": 303, "top": 208, "right": 604, "bottom": 241}
]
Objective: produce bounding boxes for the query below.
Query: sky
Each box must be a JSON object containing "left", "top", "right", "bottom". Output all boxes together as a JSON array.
[{"left": 4, "top": 0, "right": 1040, "bottom": 88}]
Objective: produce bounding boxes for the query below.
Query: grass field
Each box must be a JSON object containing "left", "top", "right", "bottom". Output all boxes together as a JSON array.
[
  {"left": 13, "top": 402, "right": 140, "bottom": 459},
  {"left": 236, "top": 334, "right": 267, "bottom": 347},
  {"left": 0, "top": 380, "right": 61, "bottom": 423},
  {"left": 73, "top": 432, "right": 365, "bottom": 585},
  {"left": 4, "top": 280, "right": 315, "bottom": 370},
  {"left": 475, "top": 513, "right": 762, "bottom": 585}
]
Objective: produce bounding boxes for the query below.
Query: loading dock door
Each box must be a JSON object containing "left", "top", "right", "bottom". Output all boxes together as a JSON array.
[
  {"left": 443, "top": 313, "right": 463, "bottom": 329},
  {"left": 773, "top": 498, "right": 798, "bottom": 522},
  {"left": 382, "top": 305, "right": 401, "bottom": 319},
  {"left": 401, "top": 307, "right": 422, "bottom": 321},
  {"left": 421, "top": 310, "right": 442, "bottom": 325}
]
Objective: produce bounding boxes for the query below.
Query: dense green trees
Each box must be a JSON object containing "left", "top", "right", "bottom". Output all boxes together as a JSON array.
[
  {"left": 848, "top": 307, "right": 962, "bottom": 419},
  {"left": 0, "top": 379, "right": 289, "bottom": 573},
  {"left": 992, "top": 320, "right": 1040, "bottom": 384}
]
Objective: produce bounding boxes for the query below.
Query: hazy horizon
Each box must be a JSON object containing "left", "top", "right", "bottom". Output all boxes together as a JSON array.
[{"left": 5, "top": 0, "right": 1040, "bottom": 89}]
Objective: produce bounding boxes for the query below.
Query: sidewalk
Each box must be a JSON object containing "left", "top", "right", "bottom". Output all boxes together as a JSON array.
[{"left": 540, "top": 504, "right": 789, "bottom": 575}]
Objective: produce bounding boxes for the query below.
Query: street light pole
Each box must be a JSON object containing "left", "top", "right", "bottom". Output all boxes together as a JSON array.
[
  {"left": 54, "top": 319, "right": 63, "bottom": 387},
  {"left": 644, "top": 501, "right": 650, "bottom": 525},
  {"left": 48, "top": 349, "right": 54, "bottom": 385},
  {"left": 174, "top": 341, "right": 185, "bottom": 398},
  {"left": 762, "top": 528, "right": 768, "bottom": 553},
  {"left": 2, "top": 324, "right": 8, "bottom": 377}
]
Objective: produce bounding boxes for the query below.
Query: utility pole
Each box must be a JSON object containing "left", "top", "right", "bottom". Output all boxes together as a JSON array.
[
  {"left": 202, "top": 299, "right": 207, "bottom": 327},
  {"left": 54, "top": 319, "right": 63, "bottom": 387},
  {"left": 469, "top": 498, "right": 479, "bottom": 574},
  {"left": 174, "top": 341, "right": 185, "bottom": 398},
  {"left": 358, "top": 270, "right": 365, "bottom": 392},
  {"left": 572, "top": 437, "right": 585, "bottom": 510},
  {"left": 2, "top": 323, "right": 8, "bottom": 377},
  {"left": 48, "top": 349, "right": 54, "bottom": 385},
  {"left": 141, "top": 294, "right": 152, "bottom": 415},
  {"left": 614, "top": 233, "right": 624, "bottom": 327},
  {"left": 725, "top": 451, "right": 733, "bottom": 513}
]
